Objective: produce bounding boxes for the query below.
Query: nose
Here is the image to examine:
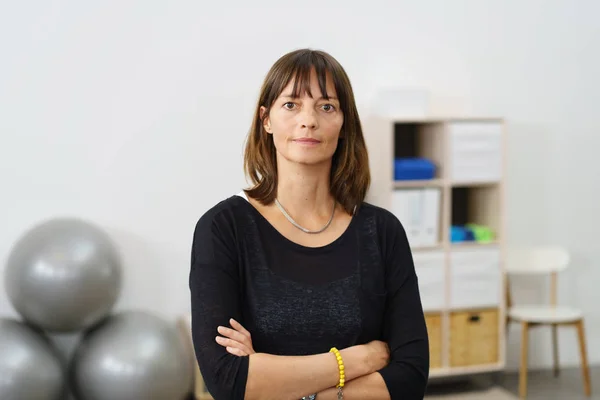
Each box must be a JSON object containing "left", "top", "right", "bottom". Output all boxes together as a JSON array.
[{"left": 299, "top": 108, "right": 318, "bottom": 130}]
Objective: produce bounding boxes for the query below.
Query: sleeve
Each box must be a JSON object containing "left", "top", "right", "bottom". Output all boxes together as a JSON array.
[
  {"left": 376, "top": 213, "right": 430, "bottom": 399},
  {"left": 189, "top": 208, "right": 249, "bottom": 400}
]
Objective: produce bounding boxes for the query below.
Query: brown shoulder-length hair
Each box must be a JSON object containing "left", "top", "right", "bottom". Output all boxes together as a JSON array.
[{"left": 243, "top": 48, "right": 370, "bottom": 215}]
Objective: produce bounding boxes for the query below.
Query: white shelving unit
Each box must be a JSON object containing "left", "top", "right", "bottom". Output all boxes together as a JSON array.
[{"left": 363, "top": 116, "right": 507, "bottom": 378}]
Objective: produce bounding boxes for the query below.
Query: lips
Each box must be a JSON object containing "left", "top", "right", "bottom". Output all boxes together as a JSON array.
[{"left": 293, "top": 138, "right": 321, "bottom": 144}]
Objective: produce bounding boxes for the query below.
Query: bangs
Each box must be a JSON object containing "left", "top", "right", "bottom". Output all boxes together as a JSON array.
[{"left": 270, "top": 51, "right": 340, "bottom": 103}]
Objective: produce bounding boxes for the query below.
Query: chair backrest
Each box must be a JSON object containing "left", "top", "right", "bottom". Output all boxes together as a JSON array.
[
  {"left": 505, "top": 245, "right": 570, "bottom": 275},
  {"left": 505, "top": 245, "right": 570, "bottom": 308}
]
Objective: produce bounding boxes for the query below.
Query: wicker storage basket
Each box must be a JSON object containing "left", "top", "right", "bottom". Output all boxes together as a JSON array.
[{"left": 450, "top": 308, "right": 499, "bottom": 367}]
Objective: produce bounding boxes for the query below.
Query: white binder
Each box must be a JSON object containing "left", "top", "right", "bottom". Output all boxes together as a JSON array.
[
  {"left": 421, "top": 188, "right": 441, "bottom": 247},
  {"left": 391, "top": 188, "right": 441, "bottom": 248}
]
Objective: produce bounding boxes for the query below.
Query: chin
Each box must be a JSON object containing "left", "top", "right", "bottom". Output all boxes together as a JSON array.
[
  {"left": 290, "top": 155, "right": 333, "bottom": 166},
  {"left": 278, "top": 147, "right": 336, "bottom": 166}
]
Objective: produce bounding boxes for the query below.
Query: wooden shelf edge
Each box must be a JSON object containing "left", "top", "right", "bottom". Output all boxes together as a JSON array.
[
  {"left": 449, "top": 241, "right": 500, "bottom": 249},
  {"left": 392, "top": 179, "right": 502, "bottom": 188},
  {"left": 447, "top": 305, "right": 503, "bottom": 313},
  {"left": 411, "top": 243, "right": 445, "bottom": 251},
  {"left": 450, "top": 180, "right": 501, "bottom": 187},
  {"left": 393, "top": 179, "right": 445, "bottom": 188},
  {"left": 387, "top": 116, "right": 504, "bottom": 124}
]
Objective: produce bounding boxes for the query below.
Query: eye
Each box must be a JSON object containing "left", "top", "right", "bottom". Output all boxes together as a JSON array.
[
  {"left": 283, "top": 102, "right": 296, "bottom": 110},
  {"left": 321, "top": 104, "right": 336, "bottom": 112}
]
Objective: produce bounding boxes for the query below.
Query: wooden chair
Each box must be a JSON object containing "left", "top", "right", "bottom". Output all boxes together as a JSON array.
[{"left": 505, "top": 245, "right": 591, "bottom": 399}]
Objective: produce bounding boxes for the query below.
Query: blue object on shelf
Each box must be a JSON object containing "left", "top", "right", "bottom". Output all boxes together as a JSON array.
[
  {"left": 464, "top": 227, "right": 475, "bottom": 241},
  {"left": 450, "top": 225, "right": 466, "bottom": 242},
  {"left": 450, "top": 225, "right": 477, "bottom": 242},
  {"left": 394, "top": 157, "right": 436, "bottom": 180}
]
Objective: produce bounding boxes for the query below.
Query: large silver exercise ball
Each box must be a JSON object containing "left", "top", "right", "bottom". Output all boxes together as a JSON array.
[
  {"left": 4, "top": 217, "right": 122, "bottom": 332},
  {"left": 0, "top": 318, "right": 66, "bottom": 400},
  {"left": 70, "top": 310, "right": 193, "bottom": 400}
]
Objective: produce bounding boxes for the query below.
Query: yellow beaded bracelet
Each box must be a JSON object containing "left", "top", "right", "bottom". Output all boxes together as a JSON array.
[{"left": 330, "top": 347, "right": 345, "bottom": 388}]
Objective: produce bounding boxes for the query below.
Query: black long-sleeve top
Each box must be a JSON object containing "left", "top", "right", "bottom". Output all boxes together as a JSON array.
[{"left": 189, "top": 193, "right": 429, "bottom": 399}]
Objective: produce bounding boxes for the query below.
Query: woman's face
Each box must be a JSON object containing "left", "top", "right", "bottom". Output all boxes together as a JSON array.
[{"left": 261, "top": 69, "right": 344, "bottom": 167}]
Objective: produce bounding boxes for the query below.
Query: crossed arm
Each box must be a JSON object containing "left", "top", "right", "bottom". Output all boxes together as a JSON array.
[{"left": 214, "top": 318, "right": 392, "bottom": 399}]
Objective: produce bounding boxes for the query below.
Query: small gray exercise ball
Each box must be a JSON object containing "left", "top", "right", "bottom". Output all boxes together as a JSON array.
[
  {"left": 0, "top": 318, "right": 66, "bottom": 400},
  {"left": 70, "top": 310, "right": 193, "bottom": 400},
  {"left": 4, "top": 217, "right": 122, "bottom": 332}
]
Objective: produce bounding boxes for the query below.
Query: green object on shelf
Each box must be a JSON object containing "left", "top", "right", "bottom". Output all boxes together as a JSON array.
[{"left": 466, "top": 223, "right": 495, "bottom": 243}]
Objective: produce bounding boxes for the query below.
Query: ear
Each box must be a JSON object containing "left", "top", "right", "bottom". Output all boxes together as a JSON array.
[{"left": 260, "top": 106, "right": 272, "bottom": 134}]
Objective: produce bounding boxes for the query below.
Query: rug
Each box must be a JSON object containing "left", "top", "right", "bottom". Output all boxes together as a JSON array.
[{"left": 425, "top": 387, "right": 518, "bottom": 400}]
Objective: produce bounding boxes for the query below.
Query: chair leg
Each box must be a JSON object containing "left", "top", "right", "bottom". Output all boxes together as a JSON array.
[
  {"left": 575, "top": 319, "right": 592, "bottom": 396},
  {"left": 552, "top": 324, "right": 559, "bottom": 377},
  {"left": 519, "top": 321, "right": 530, "bottom": 399}
]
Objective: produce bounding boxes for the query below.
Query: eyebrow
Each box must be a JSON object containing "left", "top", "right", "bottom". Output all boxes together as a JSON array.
[{"left": 280, "top": 94, "right": 339, "bottom": 101}]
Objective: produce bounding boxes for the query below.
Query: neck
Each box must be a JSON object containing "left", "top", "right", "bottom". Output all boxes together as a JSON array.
[{"left": 275, "top": 159, "right": 335, "bottom": 222}]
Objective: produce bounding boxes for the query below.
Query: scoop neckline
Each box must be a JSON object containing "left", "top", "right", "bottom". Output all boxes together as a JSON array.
[{"left": 235, "top": 193, "right": 359, "bottom": 254}]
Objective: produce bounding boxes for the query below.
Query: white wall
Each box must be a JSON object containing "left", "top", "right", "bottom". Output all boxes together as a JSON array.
[{"left": 1, "top": 0, "right": 599, "bottom": 372}]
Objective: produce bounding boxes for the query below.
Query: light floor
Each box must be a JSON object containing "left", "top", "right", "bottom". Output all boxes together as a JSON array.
[{"left": 426, "top": 366, "right": 598, "bottom": 399}]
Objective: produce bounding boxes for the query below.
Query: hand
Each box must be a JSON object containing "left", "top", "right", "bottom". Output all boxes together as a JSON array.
[
  {"left": 215, "top": 318, "right": 256, "bottom": 357},
  {"left": 363, "top": 340, "right": 390, "bottom": 373}
]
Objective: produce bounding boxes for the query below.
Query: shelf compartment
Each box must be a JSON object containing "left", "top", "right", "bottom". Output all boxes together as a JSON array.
[
  {"left": 447, "top": 120, "right": 503, "bottom": 184},
  {"left": 425, "top": 312, "right": 443, "bottom": 370},
  {"left": 413, "top": 251, "right": 446, "bottom": 313},
  {"left": 449, "top": 246, "right": 502, "bottom": 310},
  {"left": 392, "top": 187, "right": 443, "bottom": 248},
  {"left": 449, "top": 308, "right": 500, "bottom": 367},
  {"left": 450, "top": 184, "right": 501, "bottom": 244},
  {"left": 393, "top": 122, "right": 445, "bottom": 181}
]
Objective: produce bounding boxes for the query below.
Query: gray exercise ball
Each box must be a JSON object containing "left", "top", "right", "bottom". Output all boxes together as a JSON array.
[
  {"left": 70, "top": 310, "right": 193, "bottom": 400},
  {"left": 0, "top": 318, "right": 66, "bottom": 400},
  {"left": 4, "top": 217, "right": 122, "bottom": 332}
]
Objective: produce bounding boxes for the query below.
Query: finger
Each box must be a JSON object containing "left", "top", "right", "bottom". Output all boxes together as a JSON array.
[
  {"left": 226, "top": 346, "right": 247, "bottom": 357},
  {"left": 225, "top": 321, "right": 255, "bottom": 354},
  {"left": 215, "top": 336, "right": 252, "bottom": 355},
  {"left": 218, "top": 326, "right": 251, "bottom": 346},
  {"left": 229, "top": 318, "right": 251, "bottom": 338},
  {"left": 220, "top": 339, "right": 252, "bottom": 356}
]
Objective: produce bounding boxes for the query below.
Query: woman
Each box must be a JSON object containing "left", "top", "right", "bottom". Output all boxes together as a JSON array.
[{"left": 189, "top": 48, "right": 429, "bottom": 400}]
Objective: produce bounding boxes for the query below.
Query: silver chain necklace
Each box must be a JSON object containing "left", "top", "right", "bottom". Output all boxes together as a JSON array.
[{"left": 274, "top": 198, "right": 336, "bottom": 234}]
